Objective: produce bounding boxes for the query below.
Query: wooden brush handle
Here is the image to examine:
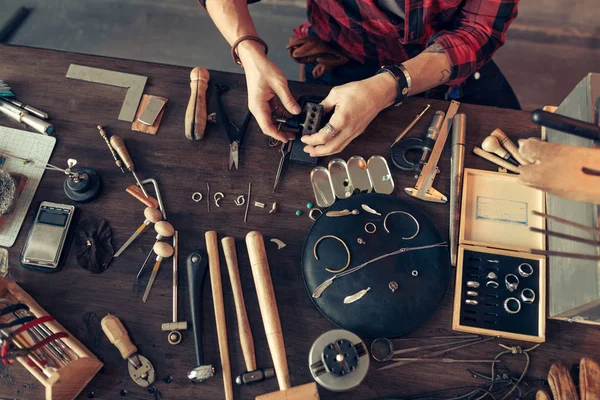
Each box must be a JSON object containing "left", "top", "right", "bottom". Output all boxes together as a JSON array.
[
  {"left": 206, "top": 231, "right": 233, "bottom": 400},
  {"left": 245, "top": 231, "right": 290, "bottom": 391},
  {"left": 222, "top": 236, "right": 256, "bottom": 372}
]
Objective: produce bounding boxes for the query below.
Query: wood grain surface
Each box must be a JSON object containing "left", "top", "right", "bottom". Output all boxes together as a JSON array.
[{"left": 0, "top": 44, "right": 599, "bottom": 400}]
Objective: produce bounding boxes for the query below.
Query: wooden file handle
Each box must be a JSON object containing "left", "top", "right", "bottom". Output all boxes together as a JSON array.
[
  {"left": 109, "top": 135, "right": 133, "bottom": 169},
  {"left": 222, "top": 236, "right": 257, "bottom": 372},
  {"left": 101, "top": 314, "right": 137, "bottom": 360},
  {"left": 490, "top": 129, "right": 530, "bottom": 165},
  {"left": 245, "top": 231, "right": 291, "bottom": 391},
  {"left": 185, "top": 67, "right": 210, "bottom": 140},
  {"left": 206, "top": 231, "right": 233, "bottom": 400}
]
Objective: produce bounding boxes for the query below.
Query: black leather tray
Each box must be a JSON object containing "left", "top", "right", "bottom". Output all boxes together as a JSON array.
[{"left": 301, "top": 193, "right": 450, "bottom": 338}]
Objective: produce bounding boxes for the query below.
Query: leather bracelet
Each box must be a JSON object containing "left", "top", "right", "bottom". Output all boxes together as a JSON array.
[
  {"left": 376, "top": 64, "right": 411, "bottom": 106},
  {"left": 231, "top": 35, "right": 269, "bottom": 66}
]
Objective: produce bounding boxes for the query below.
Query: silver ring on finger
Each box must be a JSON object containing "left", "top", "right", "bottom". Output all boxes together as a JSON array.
[{"left": 323, "top": 122, "right": 338, "bottom": 137}]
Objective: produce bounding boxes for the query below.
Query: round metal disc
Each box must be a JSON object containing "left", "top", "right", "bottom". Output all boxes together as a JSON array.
[{"left": 302, "top": 193, "right": 450, "bottom": 338}]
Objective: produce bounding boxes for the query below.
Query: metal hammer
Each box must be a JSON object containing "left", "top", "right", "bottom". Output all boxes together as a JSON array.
[
  {"left": 221, "top": 237, "right": 275, "bottom": 385},
  {"left": 246, "top": 231, "right": 320, "bottom": 399},
  {"left": 185, "top": 250, "right": 215, "bottom": 383}
]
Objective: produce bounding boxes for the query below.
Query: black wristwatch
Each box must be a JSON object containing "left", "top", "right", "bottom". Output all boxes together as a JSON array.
[{"left": 376, "top": 64, "right": 411, "bottom": 107}]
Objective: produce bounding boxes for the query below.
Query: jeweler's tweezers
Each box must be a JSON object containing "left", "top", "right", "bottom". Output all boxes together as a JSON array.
[{"left": 378, "top": 336, "right": 496, "bottom": 371}]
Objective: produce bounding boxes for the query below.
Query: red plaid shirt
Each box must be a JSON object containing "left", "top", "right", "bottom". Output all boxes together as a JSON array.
[{"left": 200, "top": 0, "right": 518, "bottom": 86}]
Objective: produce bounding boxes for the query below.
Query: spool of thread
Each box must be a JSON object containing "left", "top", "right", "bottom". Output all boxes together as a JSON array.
[
  {"left": 481, "top": 136, "right": 519, "bottom": 166},
  {"left": 0, "top": 170, "right": 16, "bottom": 216}
]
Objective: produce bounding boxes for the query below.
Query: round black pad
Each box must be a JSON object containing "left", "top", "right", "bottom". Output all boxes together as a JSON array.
[
  {"left": 302, "top": 193, "right": 450, "bottom": 338},
  {"left": 64, "top": 167, "right": 101, "bottom": 203}
]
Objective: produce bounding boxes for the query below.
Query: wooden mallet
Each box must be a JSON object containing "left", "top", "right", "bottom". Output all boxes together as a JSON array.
[{"left": 246, "top": 231, "right": 320, "bottom": 400}]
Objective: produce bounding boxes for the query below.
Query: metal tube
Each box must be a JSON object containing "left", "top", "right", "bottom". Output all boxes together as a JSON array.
[{"left": 450, "top": 113, "right": 466, "bottom": 267}]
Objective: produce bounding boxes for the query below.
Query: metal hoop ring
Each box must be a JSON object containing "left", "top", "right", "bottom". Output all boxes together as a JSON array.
[
  {"left": 234, "top": 195, "right": 245, "bottom": 206},
  {"left": 521, "top": 288, "right": 536, "bottom": 304},
  {"left": 214, "top": 192, "right": 224, "bottom": 207},
  {"left": 504, "top": 297, "right": 521, "bottom": 314},
  {"left": 518, "top": 263, "right": 534, "bottom": 278},
  {"left": 486, "top": 281, "right": 499, "bottom": 289},
  {"left": 314, "top": 235, "right": 351, "bottom": 273},
  {"left": 505, "top": 274, "right": 519, "bottom": 292},
  {"left": 487, "top": 272, "right": 498, "bottom": 280},
  {"left": 309, "top": 208, "right": 323, "bottom": 221},
  {"left": 365, "top": 222, "right": 377, "bottom": 234},
  {"left": 192, "top": 192, "right": 203, "bottom": 202},
  {"left": 411, "top": 270, "right": 419, "bottom": 277},
  {"left": 383, "top": 211, "right": 420, "bottom": 240}
]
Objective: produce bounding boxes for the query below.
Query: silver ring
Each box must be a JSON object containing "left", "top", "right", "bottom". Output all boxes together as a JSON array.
[
  {"left": 309, "top": 208, "right": 323, "bottom": 221},
  {"left": 465, "top": 299, "right": 478, "bottom": 306},
  {"left": 505, "top": 274, "right": 519, "bottom": 292},
  {"left": 389, "top": 281, "right": 398, "bottom": 292},
  {"left": 411, "top": 270, "right": 419, "bottom": 277},
  {"left": 466, "top": 281, "right": 480, "bottom": 288},
  {"left": 214, "top": 192, "right": 224, "bottom": 207},
  {"left": 365, "top": 222, "right": 377, "bottom": 234},
  {"left": 383, "top": 211, "right": 420, "bottom": 240},
  {"left": 487, "top": 272, "right": 498, "bottom": 280},
  {"left": 323, "top": 122, "right": 337, "bottom": 136},
  {"left": 521, "top": 288, "right": 536, "bottom": 304},
  {"left": 466, "top": 291, "right": 478, "bottom": 297},
  {"left": 486, "top": 281, "right": 499, "bottom": 289},
  {"left": 504, "top": 297, "right": 521, "bottom": 314},
  {"left": 234, "top": 195, "right": 245, "bottom": 206},
  {"left": 518, "top": 263, "right": 534, "bottom": 278},
  {"left": 192, "top": 192, "right": 203, "bottom": 202}
]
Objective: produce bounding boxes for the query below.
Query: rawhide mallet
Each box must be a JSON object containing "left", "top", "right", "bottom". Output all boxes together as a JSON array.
[{"left": 246, "top": 231, "right": 320, "bottom": 400}]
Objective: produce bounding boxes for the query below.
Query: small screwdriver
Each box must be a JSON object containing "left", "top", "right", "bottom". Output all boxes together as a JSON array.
[
  {"left": 97, "top": 125, "right": 125, "bottom": 174},
  {"left": 110, "top": 135, "right": 149, "bottom": 197}
]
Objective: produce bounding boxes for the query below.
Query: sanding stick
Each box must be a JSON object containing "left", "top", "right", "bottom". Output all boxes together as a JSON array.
[{"left": 246, "top": 231, "right": 319, "bottom": 400}]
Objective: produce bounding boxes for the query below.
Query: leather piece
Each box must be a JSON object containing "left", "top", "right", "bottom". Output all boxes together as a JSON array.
[
  {"left": 580, "top": 358, "right": 600, "bottom": 400},
  {"left": 548, "top": 363, "right": 579, "bottom": 400},
  {"left": 286, "top": 36, "right": 349, "bottom": 79},
  {"left": 301, "top": 193, "right": 450, "bottom": 338}
]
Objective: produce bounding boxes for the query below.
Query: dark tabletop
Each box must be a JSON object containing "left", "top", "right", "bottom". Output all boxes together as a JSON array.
[{"left": 0, "top": 44, "right": 598, "bottom": 400}]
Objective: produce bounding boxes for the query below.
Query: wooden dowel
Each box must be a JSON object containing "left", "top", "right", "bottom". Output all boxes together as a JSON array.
[
  {"left": 530, "top": 227, "right": 600, "bottom": 246},
  {"left": 490, "top": 128, "right": 530, "bottom": 165},
  {"left": 533, "top": 210, "right": 600, "bottom": 236},
  {"left": 530, "top": 249, "right": 600, "bottom": 261},
  {"left": 222, "top": 236, "right": 256, "bottom": 372},
  {"left": 473, "top": 147, "right": 521, "bottom": 174},
  {"left": 205, "top": 231, "right": 233, "bottom": 400}
]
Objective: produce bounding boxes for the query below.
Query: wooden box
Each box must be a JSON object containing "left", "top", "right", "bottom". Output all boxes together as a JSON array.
[
  {"left": 0, "top": 278, "right": 103, "bottom": 400},
  {"left": 452, "top": 169, "right": 547, "bottom": 342}
]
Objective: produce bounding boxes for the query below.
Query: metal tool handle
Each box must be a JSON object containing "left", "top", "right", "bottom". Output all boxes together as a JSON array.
[
  {"left": 109, "top": 135, "right": 134, "bottom": 169},
  {"left": 186, "top": 250, "right": 209, "bottom": 366},
  {"left": 531, "top": 109, "right": 600, "bottom": 141},
  {"left": 101, "top": 314, "right": 137, "bottom": 360},
  {"left": 246, "top": 231, "right": 291, "bottom": 391},
  {"left": 450, "top": 114, "right": 466, "bottom": 267}
]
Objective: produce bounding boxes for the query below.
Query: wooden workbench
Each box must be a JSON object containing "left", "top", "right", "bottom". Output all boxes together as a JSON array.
[{"left": 0, "top": 44, "right": 597, "bottom": 400}]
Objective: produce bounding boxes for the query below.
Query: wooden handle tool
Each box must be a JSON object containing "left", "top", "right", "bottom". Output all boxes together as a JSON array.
[
  {"left": 206, "top": 231, "right": 233, "bottom": 400},
  {"left": 126, "top": 185, "right": 159, "bottom": 208},
  {"left": 222, "top": 236, "right": 256, "bottom": 372},
  {"left": 246, "top": 231, "right": 319, "bottom": 400},
  {"left": 101, "top": 314, "right": 137, "bottom": 359},
  {"left": 142, "top": 241, "right": 174, "bottom": 303},
  {"left": 473, "top": 147, "right": 521, "bottom": 174},
  {"left": 490, "top": 128, "right": 530, "bottom": 165},
  {"left": 185, "top": 67, "right": 210, "bottom": 140},
  {"left": 110, "top": 135, "right": 149, "bottom": 197}
]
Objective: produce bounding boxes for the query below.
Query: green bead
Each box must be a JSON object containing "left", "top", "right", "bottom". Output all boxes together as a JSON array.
[
  {"left": 296, "top": 210, "right": 303, "bottom": 217},
  {"left": 306, "top": 202, "right": 314, "bottom": 209}
]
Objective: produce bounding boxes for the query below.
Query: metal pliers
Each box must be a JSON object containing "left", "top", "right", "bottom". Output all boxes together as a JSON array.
[{"left": 215, "top": 84, "right": 252, "bottom": 170}]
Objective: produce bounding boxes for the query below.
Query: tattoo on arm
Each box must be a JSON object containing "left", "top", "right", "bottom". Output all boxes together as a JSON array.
[
  {"left": 423, "top": 43, "right": 446, "bottom": 54},
  {"left": 440, "top": 69, "right": 451, "bottom": 82}
]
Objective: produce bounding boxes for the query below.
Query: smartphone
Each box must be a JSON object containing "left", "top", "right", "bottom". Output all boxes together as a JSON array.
[{"left": 20, "top": 202, "right": 75, "bottom": 271}]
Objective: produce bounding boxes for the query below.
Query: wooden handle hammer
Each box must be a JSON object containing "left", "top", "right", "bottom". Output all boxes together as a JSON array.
[{"left": 246, "top": 232, "right": 319, "bottom": 400}]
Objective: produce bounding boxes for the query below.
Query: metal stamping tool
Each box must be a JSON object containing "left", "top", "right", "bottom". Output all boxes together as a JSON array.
[{"left": 405, "top": 100, "right": 460, "bottom": 203}]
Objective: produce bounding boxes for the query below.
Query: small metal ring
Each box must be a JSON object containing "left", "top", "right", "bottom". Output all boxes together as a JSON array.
[
  {"left": 465, "top": 299, "right": 478, "bottom": 306},
  {"left": 504, "top": 297, "right": 521, "bottom": 314},
  {"left": 168, "top": 331, "right": 182, "bottom": 345},
  {"left": 309, "top": 208, "right": 323, "bottom": 221},
  {"left": 234, "top": 195, "right": 245, "bottom": 206},
  {"left": 486, "top": 281, "right": 499, "bottom": 289},
  {"left": 268, "top": 137, "right": 282, "bottom": 147},
  {"left": 466, "top": 291, "right": 478, "bottom": 297},
  {"left": 214, "top": 192, "right": 224, "bottom": 207},
  {"left": 411, "top": 270, "right": 419, "bottom": 277},
  {"left": 487, "top": 272, "right": 498, "bottom": 280},
  {"left": 505, "top": 274, "right": 519, "bottom": 292},
  {"left": 466, "top": 281, "right": 480, "bottom": 288},
  {"left": 383, "top": 211, "right": 420, "bottom": 240},
  {"left": 192, "top": 192, "right": 203, "bottom": 202},
  {"left": 521, "top": 288, "right": 536, "bottom": 304},
  {"left": 357, "top": 238, "right": 366, "bottom": 245},
  {"left": 314, "top": 235, "right": 351, "bottom": 273},
  {"left": 518, "top": 263, "right": 534, "bottom": 278},
  {"left": 389, "top": 281, "right": 398, "bottom": 292},
  {"left": 365, "top": 222, "right": 377, "bottom": 234}
]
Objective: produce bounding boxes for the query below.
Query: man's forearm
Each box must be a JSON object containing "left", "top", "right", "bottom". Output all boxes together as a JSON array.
[
  {"left": 403, "top": 43, "right": 452, "bottom": 96},
  {"left": 206, "top": 0, "right": 257, "bottom": 45}
]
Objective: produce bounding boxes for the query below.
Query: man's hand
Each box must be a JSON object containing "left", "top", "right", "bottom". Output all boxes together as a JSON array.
[
  {"left": 238, "top": 41, "right": 301, "bottom": 143},
  {"left": 301, "top": 73, "right": 397, "bottom": 156}
]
